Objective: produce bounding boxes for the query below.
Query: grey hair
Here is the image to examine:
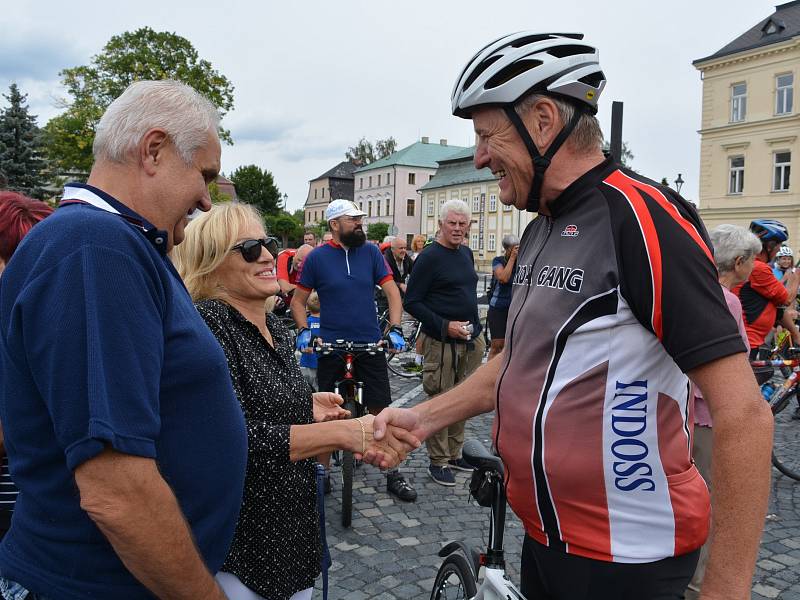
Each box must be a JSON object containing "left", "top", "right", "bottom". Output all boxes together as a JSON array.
[
  {"left": 439, "top": 199, "right": 470, "bottom": 222},
  {"left": 709, "top": 224, "right": 762, "bottom": 273},
  {"left": 502, "top": 234, "right": 520, "bottom": 249},
  {"left": 93, "top": 80, "right": 220, "bottom": 165},
  {"left": 515, "top": 92, "right": 603, "bottom": 155},
  {"left": 382, "top": 235, "right": 396, "bottom": 244}
]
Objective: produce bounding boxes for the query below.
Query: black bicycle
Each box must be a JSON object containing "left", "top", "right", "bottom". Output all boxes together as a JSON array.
[
  {"left": 378, "top": 309, "right": 422, "bottom": 379},
  {"left": 315, "top": 340, "right": 383, "bottom": 527}
]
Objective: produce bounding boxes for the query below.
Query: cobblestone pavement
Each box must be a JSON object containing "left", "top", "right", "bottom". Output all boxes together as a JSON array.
[{"left": 313, "top": 373, "right": 800, "bottom": 599}]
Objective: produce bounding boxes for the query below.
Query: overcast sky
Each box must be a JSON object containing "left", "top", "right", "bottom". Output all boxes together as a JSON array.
[{"left": 0, "top": 0, "right": 775, "bottom": 212}]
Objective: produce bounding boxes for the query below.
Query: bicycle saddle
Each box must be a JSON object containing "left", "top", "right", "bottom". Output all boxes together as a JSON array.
[{"left": 462, "top": 439, "right": 504, "bottom": 476}]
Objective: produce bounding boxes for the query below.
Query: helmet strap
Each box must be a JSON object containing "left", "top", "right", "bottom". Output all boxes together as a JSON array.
[{"left": 503, "top": 105, "right": 584, "bottom": 213}]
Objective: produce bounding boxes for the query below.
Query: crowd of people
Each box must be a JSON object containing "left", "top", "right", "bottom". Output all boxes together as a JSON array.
[{"left": 0, "top": 30, "right": 781, "bottom": 600}]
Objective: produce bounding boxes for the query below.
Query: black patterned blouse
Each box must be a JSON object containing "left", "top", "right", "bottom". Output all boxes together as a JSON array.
[{"left": 195, "top": 299, "right": 320, "bottom": 600}]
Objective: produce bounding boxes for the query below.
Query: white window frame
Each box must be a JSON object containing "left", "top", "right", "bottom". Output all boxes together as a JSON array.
[
  {"left": 472, "top": 195, "right": 480, "bottom": 213},
  {"left": 427, "top": 198, "right": 434, "bottom": 216},
  {"left": 385, "top": 198, "right": 391, "bottom": 216},
  {"left": 470, "top": 233, "right": 479, "bottom": 249},
  {"left": 776, "top": 73, "right": 794, "bottom": 115},
  {"left": 773, "top": 151, "right": 791, "bottom": 192},
  {"left": 489, "top": 194, "right": 497, "bottom": 212},
  {"left": 731, "top": 83, "right": 747, "bottom": 122},
  {"left": 488, "top": 233, "right": 496, "bottom": 251},
  {"left": 728, "top": 156, "right": 744, "bottom": 195}
]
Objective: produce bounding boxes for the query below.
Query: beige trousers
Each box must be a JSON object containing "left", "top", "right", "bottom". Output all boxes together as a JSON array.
[{"left": 419, "top": 331, "right": 485, "bottom": 466}]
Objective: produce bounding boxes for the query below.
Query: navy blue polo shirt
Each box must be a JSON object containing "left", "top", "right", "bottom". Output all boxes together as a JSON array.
[
  {"left": 298, "top": 241, "right": 392, "bottom": 343},
  {"left": 0, "top": 184, "right": 247, "bottom": 599}
]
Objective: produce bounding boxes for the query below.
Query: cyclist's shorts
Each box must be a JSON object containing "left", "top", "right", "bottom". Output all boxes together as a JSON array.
[{"left": 317, "top": 351, "right": 391, "bottom": 410}]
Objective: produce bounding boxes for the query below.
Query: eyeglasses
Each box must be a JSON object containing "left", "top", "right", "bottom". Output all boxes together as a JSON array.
[{"left": 231, "top": 237, "right": 279, "bottom": 262}]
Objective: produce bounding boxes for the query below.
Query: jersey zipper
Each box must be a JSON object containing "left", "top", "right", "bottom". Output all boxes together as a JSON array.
[{"left": 494, "top": 216, "right": 554, "bottom": 484}]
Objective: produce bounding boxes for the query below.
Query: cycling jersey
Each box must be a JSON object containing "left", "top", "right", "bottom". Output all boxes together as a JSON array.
[
  {"left": 495, "top": 158, "right": 745, "bottom": 564},
  {"left": 733, "top": 259, "right": 788, "bottom": 349},
  {"left": 276, "top": 249, "right": 298, "bottom": 286}
]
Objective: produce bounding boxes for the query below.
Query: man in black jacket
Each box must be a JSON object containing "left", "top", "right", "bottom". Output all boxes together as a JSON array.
[{"left": 383, "top": 237, "right": 413, "bottom": 295}]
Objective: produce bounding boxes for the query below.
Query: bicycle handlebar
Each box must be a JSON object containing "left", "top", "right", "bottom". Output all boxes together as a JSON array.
[
  {"left": 750, "top": 359, "right": 800, "bottom": 367},
  {"left": 314, "top": 341, "right": 385, "bottom": 354}
]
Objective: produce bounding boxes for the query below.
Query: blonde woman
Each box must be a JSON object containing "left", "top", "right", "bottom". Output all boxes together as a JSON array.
[
  {"left": 172, "top": 203, "right": 416, "bottom": 600},
  {"left": 410, "top": 234, "right": 427, "bottom": 260}
]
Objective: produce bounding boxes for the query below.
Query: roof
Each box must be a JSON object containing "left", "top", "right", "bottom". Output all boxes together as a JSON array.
[
  {"left": 694, "top": 1, "right": 800, "bottom": 65},
  {"left": 418, "top": 146, "right": 496, "bottom": 191},
  {"left": 311, "top": 160, "right": 358, "bottom": 182},
  {"left": 354, "top": 141, "right": 467, "bottom": 173}
]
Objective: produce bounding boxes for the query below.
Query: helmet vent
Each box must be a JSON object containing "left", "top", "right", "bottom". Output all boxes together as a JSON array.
[
  {"left": 509, "top": 34, "right": 557, "bottom": 48},
  {"left": 485, "top": 59, "right": 544, "bottom": 90},
  {"left": 578, "top": 71, "right": 605, "bottom": 87},
  {"left": 462, "top": 55, "right": 502, "bottom": 91},
  {"left": 546, "top": 44, "right": 594, "bottom": 58}
]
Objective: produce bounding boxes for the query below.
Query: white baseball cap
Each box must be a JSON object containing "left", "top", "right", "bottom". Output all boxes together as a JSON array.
[{"left": 325, "top": 199, "right": 366, "bottom": 221}]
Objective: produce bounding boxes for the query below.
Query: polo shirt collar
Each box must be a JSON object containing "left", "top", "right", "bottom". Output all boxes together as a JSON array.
[{"left": 60, "top": 182, "right": 169, "bottom": 255}]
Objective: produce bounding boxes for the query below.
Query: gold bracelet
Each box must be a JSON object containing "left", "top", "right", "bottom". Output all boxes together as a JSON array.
[{"left": 354, "top": 417, "right": 366, "bottom": 454}]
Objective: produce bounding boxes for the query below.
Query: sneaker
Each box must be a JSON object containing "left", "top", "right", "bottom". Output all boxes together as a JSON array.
[
  {"left": 387, "top": 472, "right": 417, "bottom": 502},
  {"left": 428, "top": 465, "right": 456, "bottom": 486},
  {"left": 324, "top": 472, "right": 333, "bottom": 495},
  {"left": 448, "top": 458, "right": 474, "bottom": 472}
]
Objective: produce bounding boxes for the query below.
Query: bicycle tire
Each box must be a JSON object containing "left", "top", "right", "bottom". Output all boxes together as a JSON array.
[
  {"left": 386, "top": 352, "right": 422, "bottom": 379},
  {"left": 430, "top": 554, "right": 478, "bottom": 600},
  {"left": 770, "top": 388, "right": 800, "bottom": 481},
  {"left": 341, "top": 400, "right": 356, "bottom": 527}
]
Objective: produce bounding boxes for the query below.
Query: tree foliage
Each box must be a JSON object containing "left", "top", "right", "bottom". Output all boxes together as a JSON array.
[
  {"left": 602, "top": 140, "right": 634, "bottom": 168},
  {"left": 44, "top": 27, "right": 235, "bottom": 174},
  {"left": 266, "top": 212, "right": 303, "bottom": 248},
  {"left": 0, "top": 84, "right": 48, "bottom": 197},
  {"left": 208, "top": 180, "right": 231, "bottom": 203},
  {"left": 346, "top": 136, "right": 397, "bottom": 166},
  {"left": 230, "top": 164, "right": 281, "bottom": 216},
  {"left": 367, "top": 222, "right": 390, "bottom": 241}
]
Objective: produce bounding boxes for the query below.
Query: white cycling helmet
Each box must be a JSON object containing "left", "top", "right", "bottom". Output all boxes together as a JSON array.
[
  {"left": 451, "top": 32, "right": 606, "bottom": 118},
  {"left": 777, "top": 245, "right": 794, "bottom": 258},
  {"left": 451, "top": 32, "right": 606, "bottom": 213}
]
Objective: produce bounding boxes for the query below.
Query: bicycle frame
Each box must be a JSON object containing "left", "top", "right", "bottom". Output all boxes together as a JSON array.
[{"left": 333, "top": 352, "right": 365, "bottom": 413}]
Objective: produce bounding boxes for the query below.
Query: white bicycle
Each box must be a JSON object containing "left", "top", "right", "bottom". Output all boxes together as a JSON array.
[{"left": 430, "top": 440, "right": 525, "bottom": 600}]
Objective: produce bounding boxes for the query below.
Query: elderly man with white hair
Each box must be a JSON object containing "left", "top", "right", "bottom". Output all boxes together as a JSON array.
[
  {"left": 403, "top": 199, "right": 485, "bottom": 486},
  {"left": 0, "top": 80, "right": 245, "bottom": 599}
]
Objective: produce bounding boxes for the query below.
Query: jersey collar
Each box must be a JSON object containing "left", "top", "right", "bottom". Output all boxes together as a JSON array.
[{"left": 60, "top": 182, "right": 169, "bottom": 255}]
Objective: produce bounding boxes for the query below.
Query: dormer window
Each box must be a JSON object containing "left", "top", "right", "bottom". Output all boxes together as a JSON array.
[{"left": 762, "top": 17, "right": 786, "bottom": 36}]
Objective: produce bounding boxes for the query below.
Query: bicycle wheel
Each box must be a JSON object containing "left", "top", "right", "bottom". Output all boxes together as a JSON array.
[
  {"left": 430, "top": 554, "right": 478, "bottom": 600},
  {"left": 770, "top": 388, "right": 800, "bottom": 481},
  {"left": 385, "top": 315, "right": 422, "bottom": 379},
  {"left": 341, "top": 400, "right": 356, "bottom": 527}
]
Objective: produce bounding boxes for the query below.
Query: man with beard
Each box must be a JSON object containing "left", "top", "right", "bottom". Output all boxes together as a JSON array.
[{"left": 290, "top": 200, "right": 417, "bottom": 501}]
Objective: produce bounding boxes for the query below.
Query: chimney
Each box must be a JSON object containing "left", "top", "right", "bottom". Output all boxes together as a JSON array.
[
  {"left": 440, "top": 138, "right": 447, "bottom": 146},
  {"left": 421, "top": 136, "right": 429, "bottom": 144}
]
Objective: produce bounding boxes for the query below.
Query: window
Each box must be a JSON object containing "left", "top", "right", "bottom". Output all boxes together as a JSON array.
[
  {"left": 387, "top": 173, "right": 391, "bottom": 185},
  {"left": 406, "top": 198, "right": 415, "bottom": 217},
  {"left": 489, "top": 194, "right": 497, "bottom": 212},
  {"left": 470, "top": 234, "right": 479, "bottom": 249},
  {"left": 731, "top": 83, "right": 746, "bottom": 122},
  {"left": 314, "top": 189, "right": 318, "bottom": 200},
  {"left": 503, "top": 198, "right": 512, "bottom": 211},
  {"left": 321, "top": 187, "right": 325, "bottom": 198},
  {"left": 359, "top": 202, "right": 363, "bottom": 211},
  {"left": 427, "top": 198, "right": 434, "bottom": 216},
  {"left": 774, "top": 152, "right": 791, "bottom": 192},
  {"left": 378, "top": 174, "right": 381, "bottom": 186},
  {"left": 368, "top": 200, "right": 373, "bottom": 217},
  {"left": 488, "top": 233, "right": 496, "bottom": 251},
  {"left": 472, "top": 196, "right": 480, "bottom": 213},
  {"left": 429, "top": 174, "right": 434, "bottom": 181},
  {"left": 729, "top": 156, "right": 744, "bottom": 194},
  {"left": 369, "top": 175, "right": 372, "bottom": 187},
  {"left": 439, "top": 199, "right": 445, "bottom": 213},
  {"left": 360, "top": 177, "right": 363, "bottom": 189},
  {"left": 408, "top": 172, "right": 416, "bottom": 185},
  {"left": 385, "top": 198, "right": 390, "bottom": 216},
  {"left": 777, "top": 74, "right": 794, "bottom": 115},
  {"left": 406, "top": 234, "right": 414, "bottom": 247}
]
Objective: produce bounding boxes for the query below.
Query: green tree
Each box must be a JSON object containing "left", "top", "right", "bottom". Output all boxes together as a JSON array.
[
  {"left": 367, "top": 222, "right": 390, "bottom": 241},
  {"left": 44, "top": 27, "right": 235, "bottom": 173},
  {"left": 345, "top": 136, "right": 396, "bottom": 166},
  {"left": 0, "top": 84, "right": 48, "bottom": 198},
  {"left": 602, "top": 140, "right": 634, "bottom": 168},
  {"left": 208, "top": 180, "right": 231, "bottom": 203},
  {"left": 230, "top": 165, "right": 281, "bottom": 216},
  {"left": 267, "top": 212, "right": 303, "bottom": 249}
]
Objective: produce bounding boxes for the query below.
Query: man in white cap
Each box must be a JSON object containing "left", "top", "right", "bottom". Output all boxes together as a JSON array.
[{"left": 290, "top": 200, "right": 417, "bottom": 501}]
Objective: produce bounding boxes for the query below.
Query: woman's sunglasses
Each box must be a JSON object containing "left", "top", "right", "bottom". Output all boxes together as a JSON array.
[{"left": 231, "top": 237, "right": 280, "bottom": 262}]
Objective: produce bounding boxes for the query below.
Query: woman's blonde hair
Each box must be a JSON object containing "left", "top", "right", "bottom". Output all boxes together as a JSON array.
[
  {"left": 172, "top": 202, "right": 265, "bottom": 302},
  {"left": 411, "top": 234, "right": 426, "bottom": 253}
]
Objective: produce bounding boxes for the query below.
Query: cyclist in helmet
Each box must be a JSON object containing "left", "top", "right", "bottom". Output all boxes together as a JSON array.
[
  {"left": 733, "top": 219, "right": 800, "bottom": 351},
  {"left": 370, "top": 32, "right": 772, "bottom": 600},
  {"left": 772, "top": 244, "right": 795, "bottom": 284}
]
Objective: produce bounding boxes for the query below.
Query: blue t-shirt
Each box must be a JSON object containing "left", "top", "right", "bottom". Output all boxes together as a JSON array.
[
  {"left": 490, "top": 255, "right": 514, "bottom": 310},
  {"left": 298, "top": 315, "right": 320, "bottom": 368},
  {"left": 0, "top": 186, "right": 247, "bottom": 599},
  {"left": 298, "top": 242, "right": 391, "bottom": 343}
]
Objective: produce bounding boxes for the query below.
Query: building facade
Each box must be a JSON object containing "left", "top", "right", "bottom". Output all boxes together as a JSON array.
[
  {"left": 353, "top": 137, "right": 465, "bottom": 244},
  {"left": 693, "top": 1, "right": 799, "bottom": 239},
  {"left": 303, "top": 161, "right": 357, "bottom": 226},
  {"left": 419, "top": 147, "right": 535, "bottom": 272}
]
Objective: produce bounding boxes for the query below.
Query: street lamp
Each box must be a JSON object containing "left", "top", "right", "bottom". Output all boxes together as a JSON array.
[
  {"left": 674, "top": 173, "right": 684, "bottom": 194},
  {"left": 282, "top": 193, "right": 288, "bottom": 211}
]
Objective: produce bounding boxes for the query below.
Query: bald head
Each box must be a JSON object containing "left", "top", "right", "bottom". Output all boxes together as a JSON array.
[
  {"left": 293, "top": 244, "right": 314, "bottom": 272},
  {"left": 390, "top": 237, "right": 407, "bottom": 261}
]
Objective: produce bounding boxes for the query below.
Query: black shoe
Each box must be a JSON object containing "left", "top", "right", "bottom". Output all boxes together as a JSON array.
[
  {"left": 324, "top": 472, "right": 333, "bottom": 495},
  {"left": 387, "top": 472, "right": 417, "bottom": 502},
  {"left": 448, "top": 458, "right": 474, "bottom": 472},
  {"left": 792, "top": 408, "right": 800, "bottom": 421}
]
